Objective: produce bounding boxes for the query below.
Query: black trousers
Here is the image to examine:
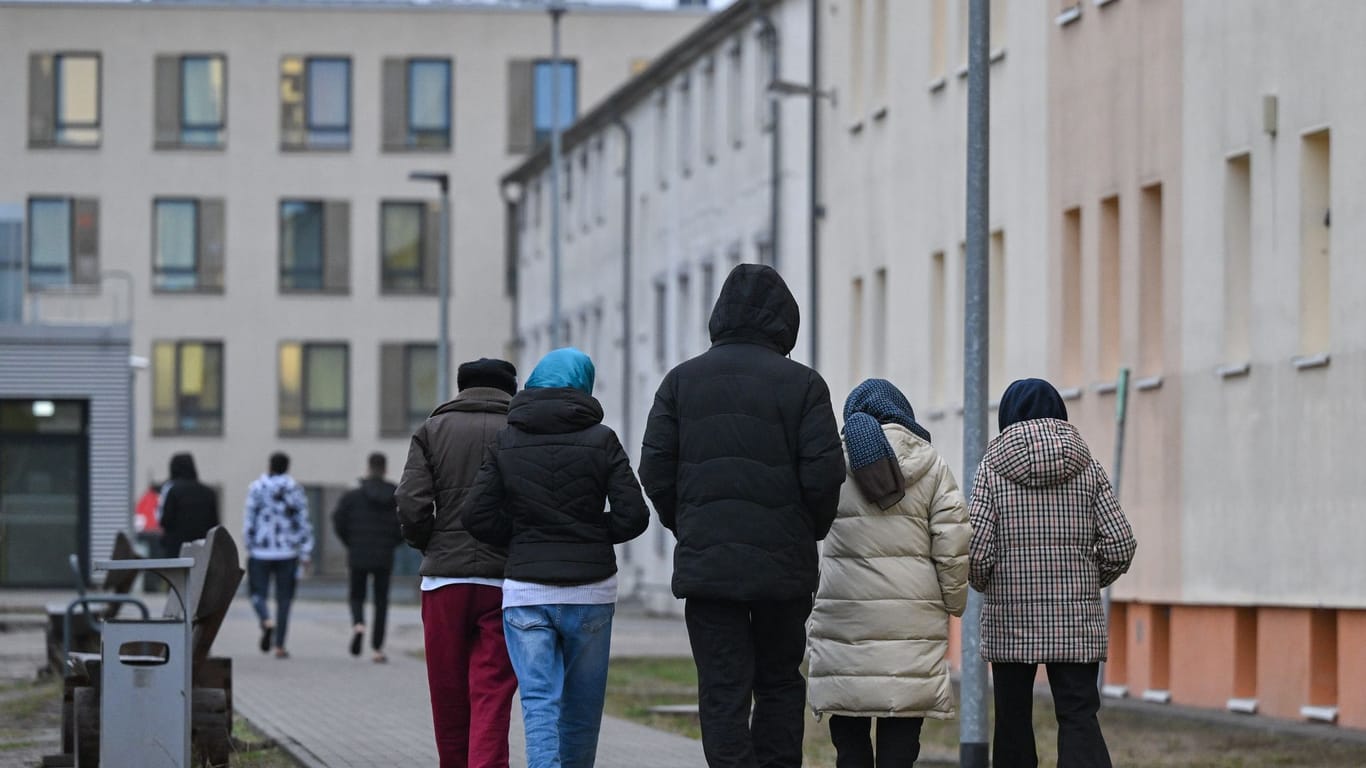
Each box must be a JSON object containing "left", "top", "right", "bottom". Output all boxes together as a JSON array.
[
  {"left": 828, "top": 715, "right": 923, "bottom": 768},
  {"left": 991, "top": 662, "right": 1112, "bottom": 768},
  {"left": 347, "top": 567, "right": 392, "bottom": 651},
  {"left": 685, "top": 597, "right": 812, "bottom": 768}
]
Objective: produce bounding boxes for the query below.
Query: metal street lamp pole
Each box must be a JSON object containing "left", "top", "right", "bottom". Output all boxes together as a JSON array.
[
  {"left": 409, "top": 171, "right": 451, "bottom": 403},
  {"left": 960, "top": 0, "right": 990, "bottom": 765},
  {"left": 549, "top": 0, "right": 566, "bottom": 348}
]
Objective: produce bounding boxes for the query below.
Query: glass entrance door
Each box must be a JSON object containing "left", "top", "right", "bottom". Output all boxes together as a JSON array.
[{"left": 0, "top": 400, "right": 87, "bottom": 587}]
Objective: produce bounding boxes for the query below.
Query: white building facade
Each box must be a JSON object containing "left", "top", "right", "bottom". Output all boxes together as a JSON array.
[
  {"left": 503, "top": 0, "right": 812, "bottom": 613},
  {"left": 0, "top": 0, "right": 707, "bottom": 577}
]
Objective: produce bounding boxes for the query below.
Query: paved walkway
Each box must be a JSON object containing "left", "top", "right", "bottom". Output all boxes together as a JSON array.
[{"left": 218, "top": 596, "right": 706, "bottom": 767}]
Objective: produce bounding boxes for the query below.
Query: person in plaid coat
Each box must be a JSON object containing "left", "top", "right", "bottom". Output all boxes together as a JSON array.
[{"left": 967, "top": 378, "right": 1137, "bottom": 768}]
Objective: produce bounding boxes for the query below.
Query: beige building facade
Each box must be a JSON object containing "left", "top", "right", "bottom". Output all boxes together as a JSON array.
[
  {"left": 819, "top": 0, "right": 1366, "bottom": 731},
  {"left": 0, "top": 0, "right": 706, "bottom": 577}
]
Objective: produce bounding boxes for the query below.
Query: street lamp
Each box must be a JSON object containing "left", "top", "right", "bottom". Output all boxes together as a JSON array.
[
  {"left": 408, "top": 170, "right": 451, "bottom": 403},
  {"left": 548, "top": 0, "right": 566, "bottom": 348}
]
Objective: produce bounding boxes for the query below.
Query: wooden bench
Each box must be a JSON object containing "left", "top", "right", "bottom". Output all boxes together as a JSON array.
[{"left": 45, "top": 526, "right": 244, "bottom": 768}]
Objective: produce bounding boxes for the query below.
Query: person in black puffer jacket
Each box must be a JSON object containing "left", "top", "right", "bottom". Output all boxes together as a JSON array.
[
  {"left": 639, "top": 263, "right": 846, "bottom": 768},
  {"left": 158, "top": 452, "right": 219, "bottom": 559},
  {"left": 465, "top": 347, "right": 648, "bottom": 768},
  {"left": 332, "top": 452, "right": 401, "bottom": 662}
]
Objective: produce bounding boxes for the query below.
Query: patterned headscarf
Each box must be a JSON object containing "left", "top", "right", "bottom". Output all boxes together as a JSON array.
[{"left": 843, "top": 379, "right": 931, "bottom": 509}]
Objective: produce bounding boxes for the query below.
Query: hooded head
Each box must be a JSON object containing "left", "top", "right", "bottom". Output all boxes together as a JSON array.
[
  {"left": 457, "top": 358, "right": 518, "bottom": 396},
  {"left": 842, "top": 379, "right": 931, "bottom": 509},
  {"left": 998, "top": 378, "right": 1068, "bottom": 432},
  {"left": 525, "top": 347, "right": 595, "bottom": 395},
  {"left": 168, "top": 452, "right": 198, "bottom": 482},
  {"left": 708, "top": 264, "right": 800, "bottom": 354}
]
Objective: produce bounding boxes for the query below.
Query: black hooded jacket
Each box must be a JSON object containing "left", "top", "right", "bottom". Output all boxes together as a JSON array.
[
  {"left": 159, "top": 454, "right": 219, "bottom": 557},
  {"left": 332, "top": 477, "right": 402, "bottom": 571},
  {"left": 639, "top": 264, "right": 846, "bottom": 601},
  {"left": 464, "top": 387, "right": 649, "bottom": 585}
]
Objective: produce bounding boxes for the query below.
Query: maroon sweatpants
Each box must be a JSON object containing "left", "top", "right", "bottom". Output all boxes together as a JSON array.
[{"left": 422, "top": 584, "right": 518, "bottom": 768}]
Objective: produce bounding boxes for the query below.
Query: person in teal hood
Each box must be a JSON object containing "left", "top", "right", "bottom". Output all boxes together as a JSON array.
[{"left": 465, "top": 347, "right": 648, "bottom": 768}]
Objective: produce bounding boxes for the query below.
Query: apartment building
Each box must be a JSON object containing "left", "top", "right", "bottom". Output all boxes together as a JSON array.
[
  {"left": 502, "top": 0, "right": 811, "bottom": 613},
  {"left": 0, "top": 0, "right": 707, "bottom": 581},
  {"left": 823, "top": 0, "right": 1366, "bottom": 732}
]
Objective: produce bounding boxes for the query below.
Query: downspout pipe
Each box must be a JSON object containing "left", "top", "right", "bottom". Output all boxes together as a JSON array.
[
  {"left": 808, "top": 0, "right": 821, "bottom": 368},
  {"left": 613, "top": 116, "right": 635, "bottom": 450},
  {"left": 751, "top": 0, "right": 780, "bottom": 274}
]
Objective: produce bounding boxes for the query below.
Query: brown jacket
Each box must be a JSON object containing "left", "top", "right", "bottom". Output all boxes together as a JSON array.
[
  {"left": 396, "top": 387, "right": 510, "bottom": 579},
  {"left": 967, "top": 418, "right": 1137, "bottom": 663}
]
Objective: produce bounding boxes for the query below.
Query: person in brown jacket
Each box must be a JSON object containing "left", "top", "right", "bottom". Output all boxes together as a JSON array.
[
  {"left": 396, "top": 358, "right": 519, "bottom": 768},
  {"left": 968, "top": 378, "right": 1137, "bottom": 768}
]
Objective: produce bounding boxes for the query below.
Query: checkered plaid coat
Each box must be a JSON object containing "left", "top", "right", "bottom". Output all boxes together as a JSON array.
[{"left": 967, "top": 418, "right": 1136, "bottom": 663}]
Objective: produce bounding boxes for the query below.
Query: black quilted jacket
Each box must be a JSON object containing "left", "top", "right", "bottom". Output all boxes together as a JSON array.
[
  {"left": 463, "top": 387, "right": 649, "bottom": 585},
  {"left": 639, "top": 264, "right": 846, "bottom": 601}
]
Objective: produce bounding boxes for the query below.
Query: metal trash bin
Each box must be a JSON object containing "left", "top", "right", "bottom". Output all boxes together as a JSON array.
[{"left": 94, "top": 558, "right": 193, "bottom": 768}]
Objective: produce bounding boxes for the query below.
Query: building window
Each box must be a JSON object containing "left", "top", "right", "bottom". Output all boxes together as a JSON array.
[
  {"left": 1138, "top": 185, "right": 1163, "bottom": 374},
  {"left": 727, "top": 39, "right": 744, "bottom": 149},
  {"left": 655, "top": 93, "right": 669, "bottom": 190},
  {"left": 382, "top": 57, "right": 451, "bottom": 151},
  {"left": 281, "top": 56, "right": 351, "bottom": 150},
  {"left": 701, "top": 58, "right": 717, "bottom": 163},
  {"left": 26, "top": 197, "right": 98, "bottom": 289},
  {"left": 28, "top": 53, "right": 100, "bottom": 148},
  {"left": 989, "top": 231, "right": 1006, "bottom": 395},
  {"left": 152, "top": 341, "right": 224, "bottom": 435},
  {"left": 678, "top": 76, "right": 693, "bottom": 178},
  {"left": 154, "top": 54, "right": 226, "bottom": 149},
  {"left": 872, "top": 267, "right": 888, "bottom": 376},
  {"left": 379, "top": 343, "right": 437, "bottom": 436},
  {"left": 279, "top": 200, "right": 349, "bottom": 293},
  {"left": 1223, "top": 155, "right": 1252, "bottom": 363},
  {"left": 1097, "top": 197, "right": 1122, "bottom": 378},
  {"left": 506, "top": 58, "right": 578, "bottom": 154},
  {"left": 700, "top": 259, "right": 716, "bottom": 342},
  {"left": 654, "top": 280, "right": 667, "bottom": 370},
  {"left": 755, "top": 26, "right": 775, "bottom": 134},
  {"left": 279, "top": 342, "right": 349, "bottom": 436},
  {"left": 850, "top": 277, "right": 865, "bottom": 381},
  {"left": 930, "top": 0, "right": 948, "bottom": 82},
  {"left": 0, "top": 207, "right": 21, "bottom": 323},
  {"left": 1061, "top": 207, "right": 1083, "bottom": 383},
  {"left": 1300, "top": 129, "right": 1331, "bottom": 357},
  {"left": 153, "top": 198, "right": 224, "bottom": 293},
  {"left": 930, "top": 251, "right": 947, "bottom": 404},
  {"left": 677, "top": 271, "right": 692, "bottom": 360},
  {"left": 381, "top": 201, "right": 438, "bottom": 294}
]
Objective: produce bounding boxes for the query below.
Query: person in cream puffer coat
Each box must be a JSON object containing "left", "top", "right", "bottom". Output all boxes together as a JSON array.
[{"left": 808, "top": 379, "right": 970, "bottom": 767}]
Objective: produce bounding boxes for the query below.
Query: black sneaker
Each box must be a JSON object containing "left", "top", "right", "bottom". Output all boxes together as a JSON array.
[
  {"left": 349, "top": 630, "right": 363, "bottom": 658},
  {"left": 259, "top": 623, "right": 273, "bottom": 654}
]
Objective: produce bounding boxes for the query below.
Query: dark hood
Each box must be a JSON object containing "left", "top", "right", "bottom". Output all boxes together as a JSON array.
[
  {"left": 708, "top": 264, "right": 800, "bottom": 354},
  {"left": 998, "top": 378, "right": 1068, "bottom": 433},
  {"left": 168, "top": 453, "right": 198, "bottom": 482},
  {"left": 360, "top": 477, "right": 397, "bottom": 505},
  {"left": 507, "top": 387, "right": 604, "bottom": 435},
  {"left": 431, "top": 386, "right": 512, "bottom": 417}
]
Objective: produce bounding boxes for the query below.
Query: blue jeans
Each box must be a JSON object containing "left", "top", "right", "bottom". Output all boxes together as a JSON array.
[
  {"left": 502, "top": 603, "right": 615, "bottom": 768},
  {"left": 247, "top": 557, "right": 297, "bottom": 649}
]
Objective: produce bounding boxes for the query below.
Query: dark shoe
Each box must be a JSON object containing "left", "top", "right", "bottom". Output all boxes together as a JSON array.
[
  {"left": 349, "top": 628, "right": 364, "bottom": 658},
  {"left": 259, "top": 623, "right": 273, "bottom": 654},
  {"left": 273, "top": 648, "right": 290, "bottom": 659}
]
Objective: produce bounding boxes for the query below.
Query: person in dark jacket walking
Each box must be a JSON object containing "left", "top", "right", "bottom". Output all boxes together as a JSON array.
[
  {"left": 969, "top": 379, "right": 1137, "bottom": 768},
  {"left": 465, "top": 348, "right": 649, "bottom": 768},
  {"left": 158, "top": 452, "right": 219, "bottom": 558},
  {"left": 396, "top": 358, "right": 520, "bottom": 768},
  {"left": 332, "top": 452, "right": 402, "bottom": 662},
  {"left": 639, "top": 263, "right": 846, "bottom": 768}
]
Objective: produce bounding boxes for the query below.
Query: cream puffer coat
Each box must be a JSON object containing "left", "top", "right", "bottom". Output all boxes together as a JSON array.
[{"left": 807, "top": 424, "right": 971, "bottom": 719}]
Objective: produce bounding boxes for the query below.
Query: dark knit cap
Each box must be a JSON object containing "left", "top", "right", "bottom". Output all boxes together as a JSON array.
[{"left": 457, "top": 358, "right": 517, "bottom": 396}]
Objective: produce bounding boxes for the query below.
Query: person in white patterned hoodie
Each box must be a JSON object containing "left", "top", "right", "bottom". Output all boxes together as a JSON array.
[{"left": 243, "top": 451, "right": 314, "bottom": 658}]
